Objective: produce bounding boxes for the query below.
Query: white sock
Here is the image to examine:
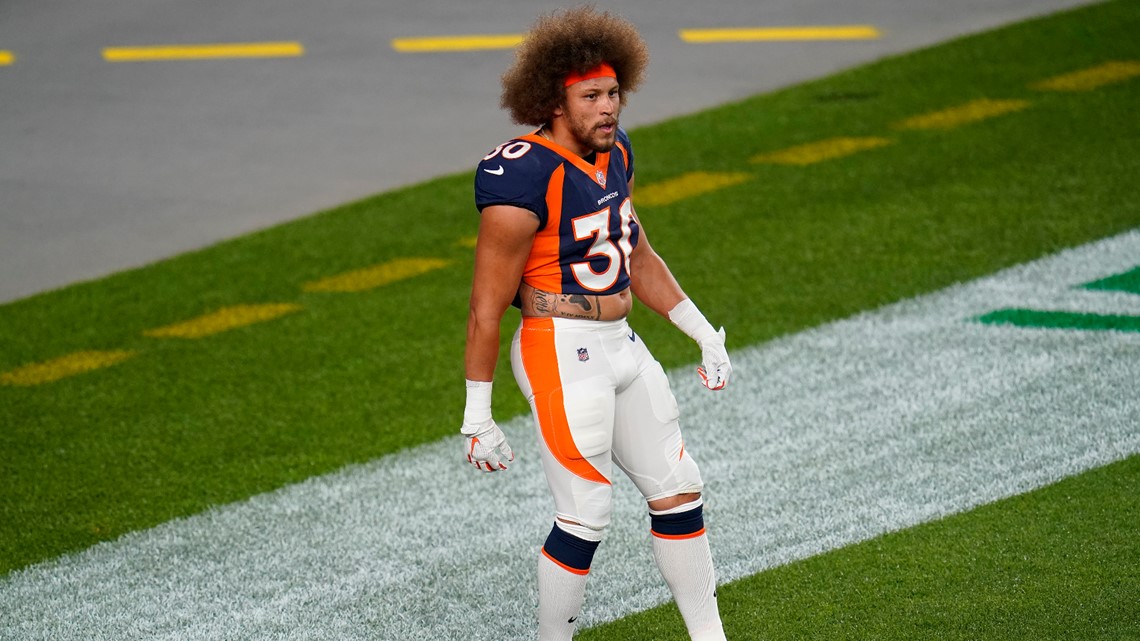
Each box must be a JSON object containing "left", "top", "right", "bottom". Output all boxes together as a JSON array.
[
  {"left": 651, "top": 502, "right": 727, "bottom": 641},
  {"left": 537, "top": 551, "right": 589, "bottom": 641}
]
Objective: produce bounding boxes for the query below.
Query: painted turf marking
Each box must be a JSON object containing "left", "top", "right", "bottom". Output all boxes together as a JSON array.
[
  {"left": 679, "top": 26, "right": 881, "bottom": 43},
  {"left": 0, "top": 350, "right": 136, "bottom": 386},
  {"left": 391, "top": 27, "right": 881, "bottom": 52},
  {"left": 391, "top": 34, "right": 524, "bottom": 53},
  {"left": 751, "top": 136, "right": 892, "bottom": 165},
  {"left": 302, "top": 258, "right": 451, "bottom": 293},
  {"left": 892, "top": 98, "right": 1031, "bottom": 130},
  {"left": 634, "top": 172, "right": 751, "bottom": 207},
  {"left": 1031, "top": 60, "right": 1140, "bottom": 92},
  {"left": 977, "top": 308, "right": 1140, "bottom": 332},
  {"left": 142, "top": 303, "right": 302, "bottom": 339},
  {"left": 102, "top": 42, "right": 304, "bottom": 62},
  {"left": 977, "top": 265, "right": 1140, "bottom": 332},
  {"left": 3, "top": 231, "right": 1137, "bottom": 640},
  {"left": 2, "top": 258, "right": 450, "bottom": 384},
  {"left": 1084, "top": 265, "right": 1140, "bottom": 294}
]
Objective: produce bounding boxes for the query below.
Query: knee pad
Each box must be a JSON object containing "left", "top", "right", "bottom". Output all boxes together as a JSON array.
[
  {"left": 553, "top": 515, "right": 606, "bottom": 542},
  {"left": 640, "top": 454, "right": 704, "bottom": 503},
  {"left": 552, "top": 477, "right": 613, "bottom": 536},
  {"left": 670, "top": 453, "right": 705, "bottom": 496}
]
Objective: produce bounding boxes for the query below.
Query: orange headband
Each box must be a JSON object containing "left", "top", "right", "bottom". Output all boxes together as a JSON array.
[{"left": 563, "top": 62, "right": 617, "bottom": 87}]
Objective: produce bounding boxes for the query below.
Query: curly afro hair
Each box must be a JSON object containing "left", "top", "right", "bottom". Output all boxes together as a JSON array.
[{"left": 500, "top": 6, "right": 650, "bottom": 126}]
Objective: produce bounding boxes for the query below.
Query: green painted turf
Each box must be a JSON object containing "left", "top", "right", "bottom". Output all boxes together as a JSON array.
[
  {"left": 977, "top": 308, "right": 1140, "bottom": 332},
  {"left": 580, "top": 455, "right": 1140, "bottom": 640},
  {"left": 1084, "top": 266, "right": 1140, "bottom": 295},
  {"left": 2, "top": 0, "right": 1139, "bottom": 579}
]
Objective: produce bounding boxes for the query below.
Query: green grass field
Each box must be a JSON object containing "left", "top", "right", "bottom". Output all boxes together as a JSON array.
[{"left": 2, "top": 0, "right": 1139, "bottom": 637}]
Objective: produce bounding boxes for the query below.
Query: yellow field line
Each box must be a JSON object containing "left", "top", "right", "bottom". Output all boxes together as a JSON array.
[
  {"left": 680, "top": 25, "right": 880, "bottom": 43},
  {"left": 103, "top": 42, "right": 304, "bottom": 62},
  {"left": 391, "top": 34, "right": 523, "bottom": 53},
  {"left": 892, "top": 99, "right": 1031, "bottom": 130},
  {"left": 303, "top": 258, "right": 451, "bottom": 293},
  {"left": 636, "top": 172, "right": 752, "bottom": 207},
  {"left": 752, "top": 137, "right": 893, "bottom": 165},
  {"left": 1, "top": 350, "right": 137, "bottom": 386},
  {"left": 1031, "top": 60, "right": 1140, "bottom": 92},
  {"left": 0, "top": 51, "right": 13, "bottom": 66},
  {"left": 144, "top": 303, "right": 303, "bottom": 339}
]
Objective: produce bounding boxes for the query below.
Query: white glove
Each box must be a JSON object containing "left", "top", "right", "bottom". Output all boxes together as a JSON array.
[
  {"left": 461, "top": 380, "right": 514, "bottom": 472},
  {"left": 668, "top": 299, "right": 732, "bottom": 391},
  {"left": 696, "top": 327, "right": 731, "bottom": 391}
]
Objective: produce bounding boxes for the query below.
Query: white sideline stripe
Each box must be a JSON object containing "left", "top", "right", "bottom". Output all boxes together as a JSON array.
[{"left": 3, "top": 231, "right": 1139, "bottom": 640}]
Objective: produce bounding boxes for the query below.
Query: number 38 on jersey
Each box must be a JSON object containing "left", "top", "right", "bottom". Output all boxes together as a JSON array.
[{"left": 571, "top": 198, "right": 636, "bottom": 292}]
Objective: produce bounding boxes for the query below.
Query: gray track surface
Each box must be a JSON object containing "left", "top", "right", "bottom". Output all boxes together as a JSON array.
[{"left": 0, "top": 0, "right": 1094, "bottom": 303}]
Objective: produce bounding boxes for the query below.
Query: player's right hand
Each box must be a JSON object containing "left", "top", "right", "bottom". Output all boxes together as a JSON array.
[{"left": 461, "top": 419, "right": 514, "bottom": 472}]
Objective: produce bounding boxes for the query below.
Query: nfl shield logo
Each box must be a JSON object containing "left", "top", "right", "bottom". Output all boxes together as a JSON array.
[
  {"left": 595, "top": 170, "right": 606, "bottom": 187},
  {"left": 577, "top": 347, "right": 590, "bottom": 362}
]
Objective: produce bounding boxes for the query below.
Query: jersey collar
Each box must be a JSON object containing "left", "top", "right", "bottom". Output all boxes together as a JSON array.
[{"left": 522, "top": 132, "right": 611, "bottom": 189}]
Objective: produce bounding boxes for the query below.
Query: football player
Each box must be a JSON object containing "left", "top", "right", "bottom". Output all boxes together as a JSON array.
[{"left": 461, "top": 7, "right": 732, "bottom": 640}]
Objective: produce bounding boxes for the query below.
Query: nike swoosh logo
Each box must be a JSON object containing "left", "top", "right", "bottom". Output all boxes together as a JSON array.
[{"left": 483, "top": 165, "right": 505, "bottom": 176}]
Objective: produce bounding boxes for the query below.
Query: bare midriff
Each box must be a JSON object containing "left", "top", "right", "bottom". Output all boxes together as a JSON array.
[{"left": 518, "top": 282, "right": 632, "bottom": 321}]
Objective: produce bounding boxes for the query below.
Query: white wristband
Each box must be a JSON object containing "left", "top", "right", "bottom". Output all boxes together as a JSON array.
[
  {"left": 463, "top": 379, "right": 493, "bottom": 426},
  {"left": 668, "top": 299, "right": 718, "bottom": 344}
]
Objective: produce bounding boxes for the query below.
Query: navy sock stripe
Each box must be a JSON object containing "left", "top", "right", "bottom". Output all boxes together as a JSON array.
[
  {"left": 542, "top": 524, "right": 600, "bottom": 572},
  {"left": 650, "top": 504, "right": 704, "bottom": 537}
]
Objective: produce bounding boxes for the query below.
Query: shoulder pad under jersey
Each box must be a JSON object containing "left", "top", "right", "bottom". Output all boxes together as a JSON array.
[{"left": 474, "top": 137, "right": 559, "bottom": 226}]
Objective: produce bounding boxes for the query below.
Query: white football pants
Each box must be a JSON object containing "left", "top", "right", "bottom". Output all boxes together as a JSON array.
[{"left": 511, "top": 316, "right": 704, "bottom": 535}]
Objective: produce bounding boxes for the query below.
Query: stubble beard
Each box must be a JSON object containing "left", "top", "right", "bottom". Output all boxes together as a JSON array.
[{"left": 570, "top": 114, "right": 618, "bottom": 154}]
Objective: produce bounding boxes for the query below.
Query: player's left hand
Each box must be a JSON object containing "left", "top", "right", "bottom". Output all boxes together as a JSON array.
[
  {"left": 461, "top": 419, "right": 515, "bottom": 472},
  {"left": 696, "top": 327, "right": 731, "bottom": 391}
]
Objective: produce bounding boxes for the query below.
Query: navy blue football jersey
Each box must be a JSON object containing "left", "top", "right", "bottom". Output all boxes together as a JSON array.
[{"left": 475, "top": 128, "right": 640, "bottom": 296}]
